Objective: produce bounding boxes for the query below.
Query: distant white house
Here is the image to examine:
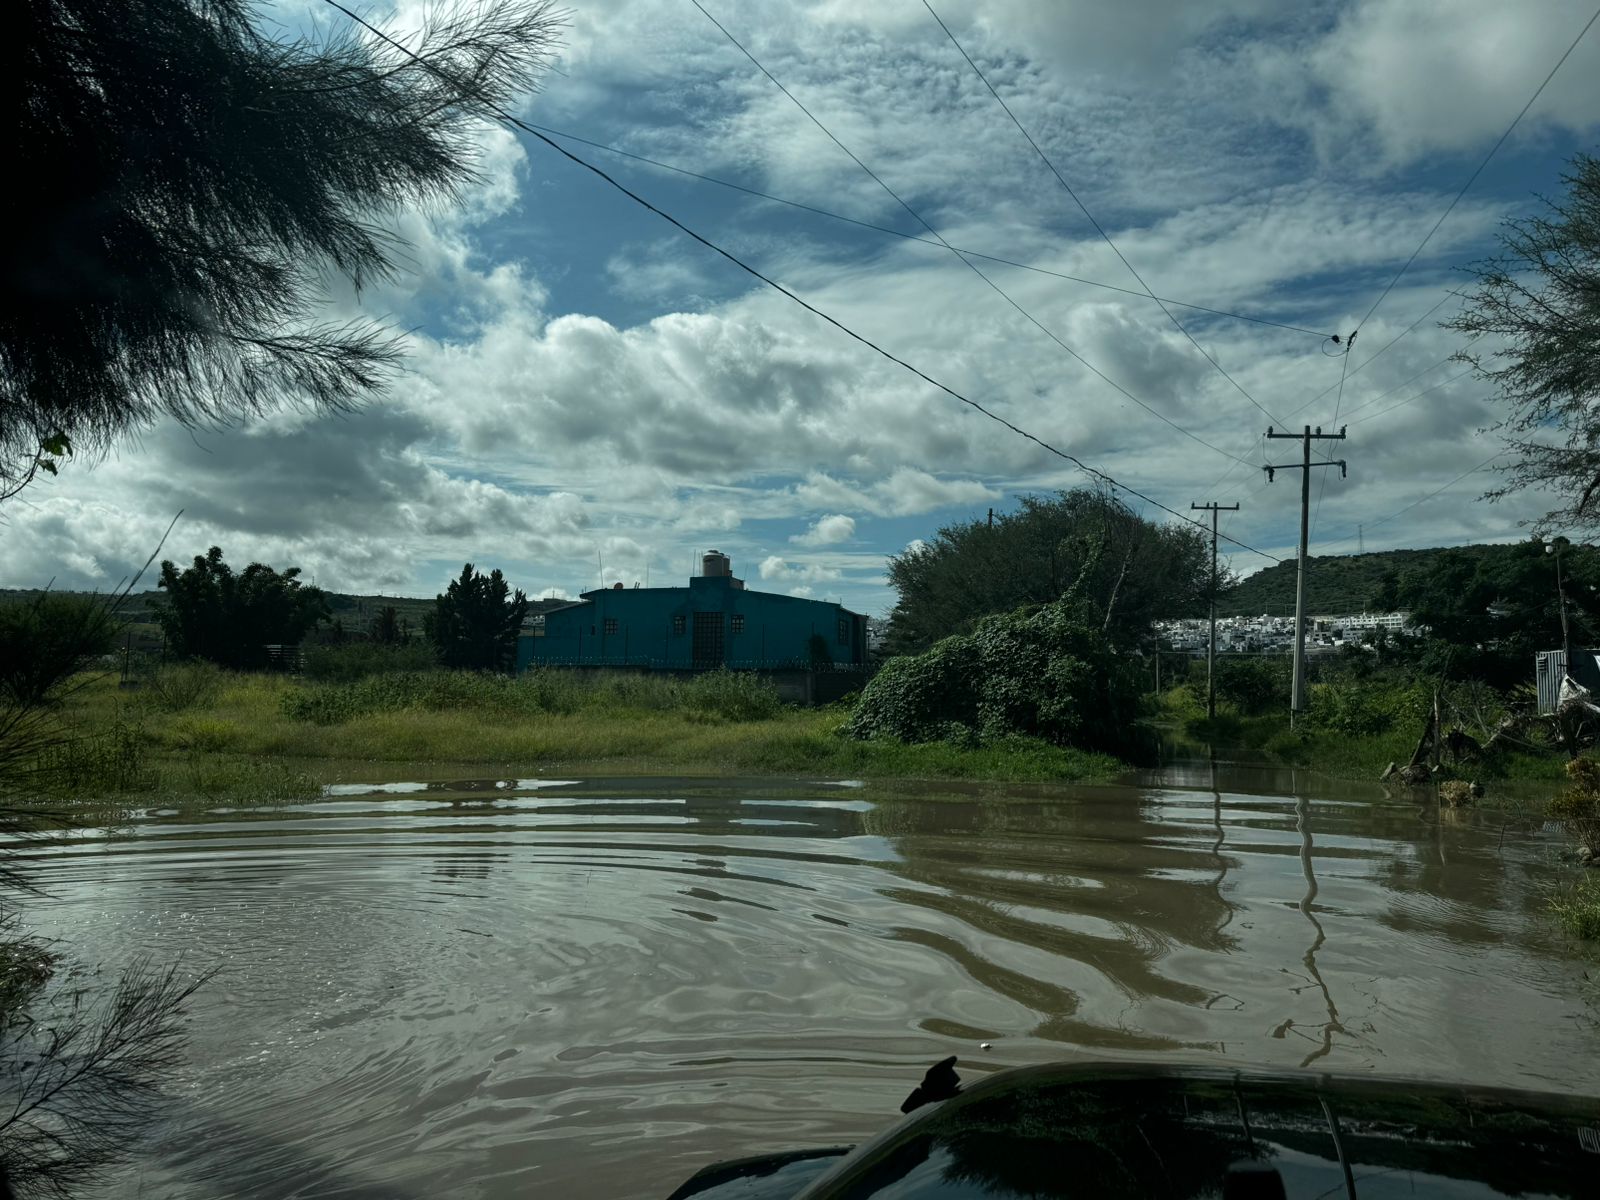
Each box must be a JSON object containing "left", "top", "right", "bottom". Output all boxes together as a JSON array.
[{"left": 1155, "top": 610, "right": 1412, "bottom": 655}]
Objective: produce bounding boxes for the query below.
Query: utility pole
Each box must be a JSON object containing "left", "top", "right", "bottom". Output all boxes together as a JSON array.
[
  {"left": 1265, "top": 425, "right": 1349, "bottom": 722},
  {"left": 1192, "top": 502, "right": 1240, "bottom": 719}
]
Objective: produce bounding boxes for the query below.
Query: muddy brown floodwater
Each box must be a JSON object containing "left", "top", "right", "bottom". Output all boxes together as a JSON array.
[{"left": 16, "top": 764, "right": 1600, "bottom": 1198}]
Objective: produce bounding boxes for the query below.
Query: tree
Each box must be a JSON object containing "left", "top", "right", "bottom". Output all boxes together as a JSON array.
[
  {"left": 369, "top": 605, "right": 411, "bottom": 646},
  {"left": 4, "top": 0, "right": 560, "bottom": 498},
  {"left": 885, "top": 489, "right": 1215, "bottom": 653},
  {"left": 155, "top": 547, "right": 330, "bottom": 669},
  {"left": 1392, "top": 537, "right": 1600, "bottom": 686},
  {"left": 425, "top": 564, "right": 529, "bottom": 671},
  {"left": 1447, "top": 151, "right": 1600, "bottom": 529}
]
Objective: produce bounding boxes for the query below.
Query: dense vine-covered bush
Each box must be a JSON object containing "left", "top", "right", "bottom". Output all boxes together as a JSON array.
[{"left": 843, "top": 603, "right": 1136, "bottom": 750}]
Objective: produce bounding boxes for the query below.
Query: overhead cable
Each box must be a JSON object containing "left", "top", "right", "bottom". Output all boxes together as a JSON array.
[
  {"left": 1344, "top": 366, "right": 1479, "bottom": 427},
  {"left": 1316, "top": 451, "right": 1508, "bottom": 554},
  {"left": 1335, "top": 350, "right": 1460, "bottom": 420},
  {"left": 920, "top": 0, "right": 1289, "bottom": 426},
  {"left": 689, "top": 0, "right": 1256, "bottom": 469},
  {"left": 525, "top": 122, "right": 1335, "bottom": 337},
  {"left": 1354, "top": 4, "right": 1600, "bottom": 330},
  {"left": 322, "top": 0, "right": 1284, "bottom": 563},
  {"left": 1283, "top": 291, "right": 1460, "bottom": 421}
]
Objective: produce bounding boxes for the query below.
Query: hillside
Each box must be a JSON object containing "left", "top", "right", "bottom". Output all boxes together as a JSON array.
[{"left": 1214, "top": 544, "right": 1507, "bottom": 617}]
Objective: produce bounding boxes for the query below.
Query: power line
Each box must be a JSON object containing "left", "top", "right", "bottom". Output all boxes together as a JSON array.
[
  {"left": 1283, "top": 291, "right": 1460, "bottom": 421},
  {"left": 688, "top": 0, "right": 1255, "bottom": 468},
  {"left": 321, "top": 0, "right": 1285, "bottom": 564},
  {"left": 1335, "top": 350, "right": 1459, "bottom": 420},
  {"left": 1355, "top": 4, "right": 1600, "bottom": 329},
  {"left": 525, "top": 122, "right": 1336, "bottom": 337},
  {"left": 1316, "top": 450, "right": 1508, "bottom": 554},
  {"left": 920, "top": 0, "right": 1289, "bottom": 427},
  {"left": 1345, "top": 365, "right": 1478, "bottom": 428}
]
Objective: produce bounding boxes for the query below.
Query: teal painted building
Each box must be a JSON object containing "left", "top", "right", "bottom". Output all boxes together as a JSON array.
[{"left": 519, "top": 551, "right": 867, "bottom": 672}]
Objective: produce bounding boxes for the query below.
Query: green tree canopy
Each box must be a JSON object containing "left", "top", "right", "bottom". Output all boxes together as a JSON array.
[
  {"left": 886, "top": 489, "right": 1216, "bottom": 653},
  {"left": 425, "top": 564, "right": 529, "bottom": 671},
  {"left": 1447, "top": 150, "right": 1600, "bottom": 529},
  {"left": 369, "top": 605, "right": 410, "bottom": 646},
  {"left": 4, "top": 0, "right": 559, "bottom": 498},
  {"left": 156, "top": 547, "right": 330, "bottom": 669},
  {"left": 1393, "top": 537, "right": 1600, "bottom": 685}
]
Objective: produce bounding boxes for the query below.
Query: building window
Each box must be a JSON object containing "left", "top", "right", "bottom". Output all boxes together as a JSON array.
[
  {"left": 672, "top": 615, "right": 686, "bottom": 636},
  {"left": 837, "top": 616, "right": 849, "bottom": 645},
  {"left": 604, "top": 618, "right": 618, "bottom": 636},
  {"left": 730, "top": 615, "right": 745, "bottom": 635}
]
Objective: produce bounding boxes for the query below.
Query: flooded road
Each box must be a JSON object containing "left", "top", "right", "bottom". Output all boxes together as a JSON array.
[{"left": 16, "top": 766, "right": 1599, "bottom": 1198}]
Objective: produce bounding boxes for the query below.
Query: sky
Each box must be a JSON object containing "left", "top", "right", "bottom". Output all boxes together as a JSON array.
[{"left": 6, "top": 0, "right": 1600, "bottom": 615}]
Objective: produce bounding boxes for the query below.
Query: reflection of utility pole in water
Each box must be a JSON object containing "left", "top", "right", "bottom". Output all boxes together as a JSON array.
[
  {"left": 1211, "top": 756, "right": 1235, "bottom": 940},
  {"left": 1294, "top": 793, "right": 1344, "bottom": 1068}
]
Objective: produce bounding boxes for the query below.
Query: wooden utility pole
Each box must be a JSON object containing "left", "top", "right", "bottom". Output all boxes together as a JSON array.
[
  {"left": 1192, "top": 502, "right": 1240, "bottom": 719},
  {"left": 1265, "top": 425, "right": 1348, "bottom": 722}
]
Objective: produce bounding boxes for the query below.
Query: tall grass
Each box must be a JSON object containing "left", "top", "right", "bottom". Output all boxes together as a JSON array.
[
  {"left": 1548, "top": 874, "right": 1600, "bottom": 940},
  {"left": 278, "top": 668, "right": 784, "bottom": 726},
  {"left": 47, "top": 669, "right": 1122, "bottom": 786},
  {"left": 301, "top": 641, "right": 438, "bottom": 683}
]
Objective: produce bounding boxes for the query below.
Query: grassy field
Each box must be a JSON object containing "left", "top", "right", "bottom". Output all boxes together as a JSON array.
[{"left": 36, "top": 667, "right": 1125, "bottom": 805}]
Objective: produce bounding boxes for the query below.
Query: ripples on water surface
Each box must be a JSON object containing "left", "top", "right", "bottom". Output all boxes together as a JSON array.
[{"left": 17, "top": 766, "right": 1599, "bottom": 1198}]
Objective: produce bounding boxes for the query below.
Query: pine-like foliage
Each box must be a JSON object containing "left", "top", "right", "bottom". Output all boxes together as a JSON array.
[
  {"left": 425, "top": 563, "right": 529, "bottom": 671},
  {"left": 4, "top": 0, "right": 561, "bottom": 496}
]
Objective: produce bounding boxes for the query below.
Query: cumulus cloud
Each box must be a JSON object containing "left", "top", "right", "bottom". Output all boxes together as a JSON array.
[
  {"left": 1, "top": 0, "right": 1588, "bottom": 616},
  {"left": 758, "top": 555, "right": 843, "bottom": 584},
  {"left": 791, "top": 513, "right": 856, "bottom": 546}
]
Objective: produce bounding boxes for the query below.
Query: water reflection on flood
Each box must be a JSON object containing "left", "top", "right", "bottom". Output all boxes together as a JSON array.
[{"left": 14, "top": 765, "right": 1597, "bottom": 1198}]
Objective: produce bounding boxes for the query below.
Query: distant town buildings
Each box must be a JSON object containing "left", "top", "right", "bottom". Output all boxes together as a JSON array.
[{"left": 1154, "top": 611, "right": 1413, "bottom": 656}]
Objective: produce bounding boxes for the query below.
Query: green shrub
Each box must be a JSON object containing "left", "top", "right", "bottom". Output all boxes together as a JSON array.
[
  {"left": 843, "top": 601, "right": 1135, "bottom": 751},
  {"left": 1211, "top": 656, "right": 1291, "bottom": 716},
  {"left": 1551, "top": 758, "right": 1600, "bottom": 856},
  {"left": 1304, "top": 679, "right": 1430, "bottom": 737},
  {"left": 0, "top": 594, "right": 117, "bottom": 704},
  {"left": 301, "top": 641, "right": 438, "bottom": 682},
  {"left": 145, "top": 662, "right": 225, "bottom": 712}
]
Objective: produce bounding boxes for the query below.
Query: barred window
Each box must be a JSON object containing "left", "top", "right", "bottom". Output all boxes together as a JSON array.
[
  {"left": 604, "top": 618, "right": 618, "bottom": 636},
  {"left": 730, "top": 615, "right": 745, "bottom": 635},
  {"left": 837, "top": 616, "right": 849, "bottom": 645},
  {"left": 672, "top": 615, "right": 686, "bottom": 635}
]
